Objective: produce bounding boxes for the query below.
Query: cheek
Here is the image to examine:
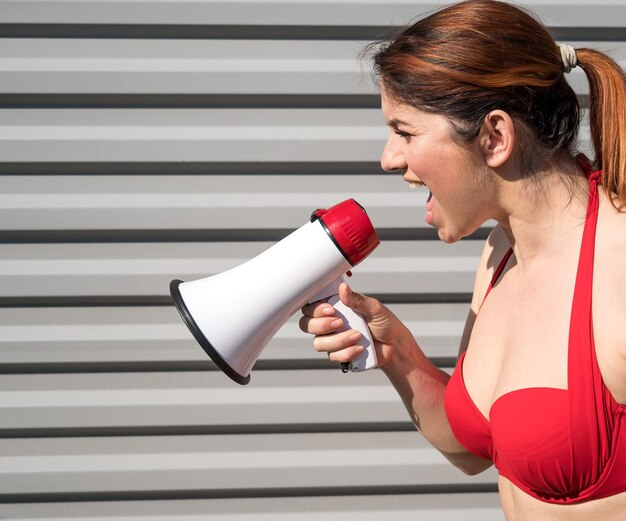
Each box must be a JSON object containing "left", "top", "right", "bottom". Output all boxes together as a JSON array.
[
  {"left": 434, "top": 171, "right": 490, "bottom": 224},
  {"left": 419, "top": 148, "right": 468, "bottom": 185}
]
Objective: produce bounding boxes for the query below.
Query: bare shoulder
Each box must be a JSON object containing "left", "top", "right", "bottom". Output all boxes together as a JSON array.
[
  {"left": 599, "top": 201, "right": 626, "bottom": 337},
  {"left": 597, "top": 198, "right": 626, "bottom": 401}
]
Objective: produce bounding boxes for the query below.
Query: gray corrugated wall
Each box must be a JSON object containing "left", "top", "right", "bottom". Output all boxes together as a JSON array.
[{"left": 0, "top": 1, "right": 623, "bottom": 519}]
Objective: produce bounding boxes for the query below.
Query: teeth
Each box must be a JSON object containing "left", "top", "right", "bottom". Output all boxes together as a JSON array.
[{"left": 408, "top": 181, "right": 424, "bottom": 190}]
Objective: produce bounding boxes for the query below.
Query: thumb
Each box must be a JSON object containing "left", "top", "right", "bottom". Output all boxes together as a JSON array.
[{"left": 338, "top": 282, "right": 380, "bottom": 320}]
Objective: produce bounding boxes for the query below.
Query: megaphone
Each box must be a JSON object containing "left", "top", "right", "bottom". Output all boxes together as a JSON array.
[{"left": 170, "top": 199, "right": 380, "bottom": 385}]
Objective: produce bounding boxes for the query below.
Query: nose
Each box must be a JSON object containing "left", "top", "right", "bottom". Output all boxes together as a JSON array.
[{"left": 380, "top": 134, "right": 406, "bottom": 173}]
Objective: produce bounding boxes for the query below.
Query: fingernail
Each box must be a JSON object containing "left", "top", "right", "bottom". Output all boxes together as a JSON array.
[
  {"left": 349, "top": 331, "right": 361, "bottom": 342},
  {"left": 322, "top": 306, "right": 335, "bottom": 315},
  {"left": 331, "top": 319, "right": 343, "bottom": 328}
]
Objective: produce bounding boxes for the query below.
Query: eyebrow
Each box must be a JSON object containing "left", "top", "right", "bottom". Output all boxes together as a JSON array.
[{"left": 386, "top": 118, "right": 412, "bottom": 128}]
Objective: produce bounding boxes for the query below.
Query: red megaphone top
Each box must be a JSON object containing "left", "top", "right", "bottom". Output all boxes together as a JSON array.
[{"left": 311, "top": 199, "right": 380, "bottom": 266}]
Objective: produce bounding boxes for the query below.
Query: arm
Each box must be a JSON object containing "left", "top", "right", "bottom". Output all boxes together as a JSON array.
[
  {"left": 337, "top": 285, "right": 493, "bottom": 475},
  {"left": 300, "top": 226, "right": 510, "bottom": 475}
]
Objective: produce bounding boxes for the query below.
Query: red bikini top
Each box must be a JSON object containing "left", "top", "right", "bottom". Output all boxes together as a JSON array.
[{"left": 444, "top": 162, "right": 626, "bottom": 504}]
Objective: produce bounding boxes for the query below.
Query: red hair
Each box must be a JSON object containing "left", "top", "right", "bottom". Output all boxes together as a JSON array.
[
  {"left": 371, "top": 0, "right": 626, "bottom": 208},
  {"left": 578, "top": 48, "right": 626, "bottom": 208}
]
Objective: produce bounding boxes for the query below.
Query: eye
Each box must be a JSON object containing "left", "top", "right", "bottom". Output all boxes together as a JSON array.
[{"left": 394, "top": 129, "right": 413, "bottom": 142}]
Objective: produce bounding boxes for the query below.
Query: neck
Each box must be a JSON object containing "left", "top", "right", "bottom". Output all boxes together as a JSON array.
[{"left": 495, "top": 157, "right": 589, "bottom": 267}]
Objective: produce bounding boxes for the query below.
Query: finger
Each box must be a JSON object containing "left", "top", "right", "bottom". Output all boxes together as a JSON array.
[
  {"left": 301, "top": 301, "right": 336, "bottom": 318},
  {"left": 328, "top": 344, "right": 365, "bottom": 364},
  {"left": 299, "top": 315, "right": 345, "bottom": 335},
  {"left": 312, "top": 329, "right": 361, "bottom": 353}
]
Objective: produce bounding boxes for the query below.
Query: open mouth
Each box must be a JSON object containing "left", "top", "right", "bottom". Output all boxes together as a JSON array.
[
  {"left": 425, "top": 191, "right": 435, "bottom": 225},
  {"left": 403, "top": 178, "right": 434, "bottom": 224}
]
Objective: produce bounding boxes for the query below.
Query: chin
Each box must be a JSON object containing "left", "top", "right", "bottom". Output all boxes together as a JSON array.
[
  {"left": 437, "top": 229, "right": 462, "bottom": 244},
  {"left": 437, "top": 223, "right": 474, "bottom": 244}
]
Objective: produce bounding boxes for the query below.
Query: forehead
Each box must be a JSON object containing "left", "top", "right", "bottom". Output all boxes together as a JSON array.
[
  {"left": 380, "top": 89, "right": 451, "bottom": 131},
  {"left": 380, "top": 89, "right": 415, "bottom": 123}
]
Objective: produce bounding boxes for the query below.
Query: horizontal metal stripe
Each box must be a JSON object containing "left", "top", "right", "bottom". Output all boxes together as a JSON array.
[
  {"left": 1, "top": 39, "right": 618, "bottom": 99},
  {"left": 0, "top": 161, "right": 382, "bottom": 175},
  {"left": 0, "top": 421, "right": 417, "bottom": 439},
  {"left": 0, "top": 492, "right": 506, "bottom": 519},
  {"left": 0, "top": 37, "right": 621, "bottom": 63},
  {"left": 0, "top": 302, "right": 463, "bottom": 324},
  {"left": 0, "top": 369, "right": 434, "bottom": 432},
  {"left": 0, "top": 303, "right": 466, "bottom": 369},
  {"left": 0, "top": 286, "right": 475, "bottom": 303},
  {"left": 0, "top": 173, "right": 455, "bottom": 232},
  {"left": 0, "top": 1, "right": 624, "bottom": 28},
  {"left": 0, "top": 143, "right": 387, "bottom": 164},
  {"left": 0, "top": 94, "right": 382, "bottom": 110},
  {"left": 0, "top": 170, "right": 416, "bottom": 231},
  {"left": 0, "top": 24, "right": 398, "bottom": 41},
  {"left": 0, "top": 108, "right": 594, "bottom": 163},
  {"left": 0, "top": 229, "right": 300, "bottom": 244},
  {"left": 0, "top": 228, "right": 491, "bottom": 244},
  {"left": 0, "top": 366, "right": 433, "bottom": 390},
  {"left": 0, "top": 407, "right": 411, "bottom": 435},
  {"left": 375, "top": 293, "right": 473, "bottom": 304},
  {"left": 0, "top": 108, "right": 592, "bottom": 127},
  {"left": 0, "top": 240, "right": 484, "bottom": 297},
  {"left": 0, "top": 112, "right": 594, "bottom": 167},
  {"left": 0, "top": 357, "right": 458, "bottom": 376},
  {"left": 3, "top": 23, "right": 621, "bottom": 43},
  {"left": 0, "top": 296, "right": 174, "bottom": 308},
  {"left": 0, "top": 484, "right": 499, "bottom": 505},
  {"left": 0, "top": 432, "right": 498, "bottom": 497},
  {"left": 0, "top": 93, "right": 594, "bottom": 110},
  {"left": 0, "top": 431, "right": 498, "bottom": 508},
  {"left": 0, "top": 360, "right": 333, "bottom": 375},
  {"left": 549, "top": 27, "right": 626, "bottom": 41},
  {"left": 0, "top": 431, "right": 453, "bottom": 456},
  {"left": 0, "top": 293, "right": 473, "bottom": 308}
]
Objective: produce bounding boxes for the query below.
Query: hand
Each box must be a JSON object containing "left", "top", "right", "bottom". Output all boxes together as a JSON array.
[{"left": 299, "top": 282, "right": 407, "bottom": 369}]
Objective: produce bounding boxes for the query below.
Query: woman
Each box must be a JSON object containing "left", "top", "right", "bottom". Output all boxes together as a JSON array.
[{"left": 299, "top": 1, "right": 626, "bottom": 519}]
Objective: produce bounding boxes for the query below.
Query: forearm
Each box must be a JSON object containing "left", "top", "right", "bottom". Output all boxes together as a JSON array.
[
  {"left": 381, "top": 327, "right": 492, "bottom": 474},
  {"left": 300, "top": 284, "right": 491, "bottom": 473}
]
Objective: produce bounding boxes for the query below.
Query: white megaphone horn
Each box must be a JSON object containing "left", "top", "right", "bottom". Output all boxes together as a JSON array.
[{"left": 170, "top": 198, "right": 381, "bottom": 385}]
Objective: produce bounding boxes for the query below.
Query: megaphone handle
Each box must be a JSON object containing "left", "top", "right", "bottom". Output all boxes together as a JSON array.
[
  {"left": 307, "top": 275, "right": 377, "bottom": 373},
  {"left": 324, "top": 294, "right": 378, "bottom": 373}
]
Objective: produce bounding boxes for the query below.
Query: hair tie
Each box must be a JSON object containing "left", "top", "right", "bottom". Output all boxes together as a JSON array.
[{"left": 559, "top": 44, "right": 578, "bottom": 74}]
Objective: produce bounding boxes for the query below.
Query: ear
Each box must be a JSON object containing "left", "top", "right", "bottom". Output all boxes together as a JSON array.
[{"left": 477, "top": 110, "right": 515, "bottom": 168}]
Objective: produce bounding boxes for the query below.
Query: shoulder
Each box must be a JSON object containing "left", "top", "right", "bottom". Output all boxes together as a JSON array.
[
  {"left": 599, "top": 264, "right": 626, "bottom": 403},
  {"left": 596, "top": 199, "right": 626, "bottom": 401},
  {"left": 605, "top": 223, "right": 626, "bottom": 364},
  {"left": 598, "top": 198, "right": 626, "bottom": 337}
]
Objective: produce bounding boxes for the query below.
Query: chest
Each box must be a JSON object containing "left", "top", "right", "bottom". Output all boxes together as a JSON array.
[
  {"left": 464, "top": 262, "right": 574, "bottom": 418},
  {"left": 463, "top": 246, "right": 625, "bottom": 419}
]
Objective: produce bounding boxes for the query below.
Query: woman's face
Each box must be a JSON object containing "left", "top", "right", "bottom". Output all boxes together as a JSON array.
[{"left": 380, "top": 89, "right": 497, "bottom": 243}]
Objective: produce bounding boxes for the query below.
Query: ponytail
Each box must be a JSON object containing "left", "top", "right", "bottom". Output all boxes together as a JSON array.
[{"left": 577, "top": 48, "right": 626, "bottom": 209}]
